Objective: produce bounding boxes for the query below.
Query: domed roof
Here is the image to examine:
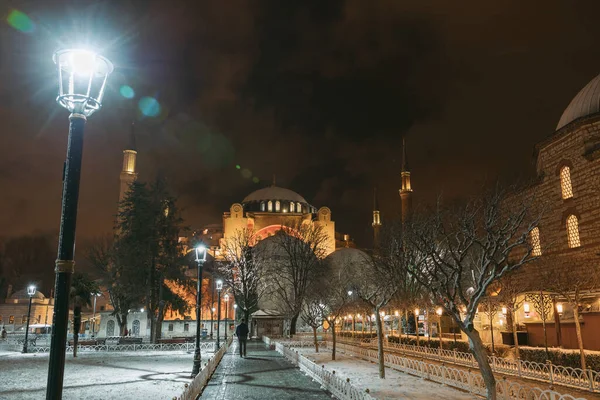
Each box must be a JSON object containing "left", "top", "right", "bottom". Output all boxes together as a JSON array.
[
  {"left": 325, "top": 247, "right": 370, "bottom": 265},
  {"left": 10, "top": 288, "right": 45, "bottom": 300},
  {"left": 557, "top": 73, "right": 600, "bottom": 130},
  {"left": 243, "top": 186, "right": 307, "bottom": 204}
]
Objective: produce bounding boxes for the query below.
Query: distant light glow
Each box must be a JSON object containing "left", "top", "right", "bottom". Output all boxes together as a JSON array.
[
  {"left": 235, "top": 164, "right": 241, "bottom": 170},
  {"left": 252, "top": 177, "right": 260, "bottom": 184},
  {"left": 241, "top": 168, "right": 252, "bottom": 179},
  {"left": 138, "top": 96, "right": 161, "bottom": 117},
  {"left": 120, "top": 85, "right": 135, "bottom": 99},
  {"left": 7, "top": 9, "right": 35, "bottom": 33}
]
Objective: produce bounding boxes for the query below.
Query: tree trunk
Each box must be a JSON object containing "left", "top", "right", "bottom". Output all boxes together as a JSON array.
[
  {"left": 313, "top": 326, "right": 319, "bottom": 353},
  {"left": 510, "top": 309, "right": 520, "bottom": 360},
  {"left": 405, "top": 310, "right": 409, "bottom": 341},
  {"left": 119, "top": 313, "right": 128, "bottom": 336},
  {"left": 331, "top": 318, "right": 337, "bottom": 361},
  {"left": 572, "top": 304, "right": 587, "bottom": 370},
  {"left": 73, "top": 304, "right": 81, "bottom": 358},
  {"left": 464, "top": 327, "right": 496, "bottom": 400},
  {"left": 290, "top": 313, "right": 299, "bottom": 335},
  {"left": 375, "top": 308, "right": 385, "bottom": 378}
]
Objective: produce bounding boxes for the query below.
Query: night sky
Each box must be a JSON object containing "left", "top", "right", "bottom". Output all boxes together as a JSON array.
[{"left": 2, "top": 0, "right": 600, "bottom": 247}]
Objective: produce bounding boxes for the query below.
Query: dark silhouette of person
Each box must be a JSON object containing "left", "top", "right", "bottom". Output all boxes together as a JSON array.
[{"left": 235, "top": 319, "right": 249, "bottom": 357}]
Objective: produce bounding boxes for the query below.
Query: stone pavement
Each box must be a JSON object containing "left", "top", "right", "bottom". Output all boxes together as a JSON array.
[{"left": 200, "top": 340, "right": 333, "bottom": 400}]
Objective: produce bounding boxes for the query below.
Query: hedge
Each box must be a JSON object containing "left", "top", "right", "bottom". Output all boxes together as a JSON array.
[{"left": 519, "top": 347, "right": 600, "bottom": 371}]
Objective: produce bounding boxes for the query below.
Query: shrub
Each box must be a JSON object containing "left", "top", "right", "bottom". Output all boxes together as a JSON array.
[
  {"left": 387, "top": 335, "right": 471, "bottom": 353},
  {"left": 519, "top": 347, "right": 600, "bottom": 371}
]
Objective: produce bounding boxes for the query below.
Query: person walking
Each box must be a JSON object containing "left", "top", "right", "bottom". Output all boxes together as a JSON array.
[
  {"left": 235, "top": 319, "right": 249, "bottom": 357},
  {"left": 1, "top": 327, "right": 7, "bottom": 340}
]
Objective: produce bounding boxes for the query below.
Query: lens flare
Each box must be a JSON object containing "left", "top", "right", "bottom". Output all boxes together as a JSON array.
[
  {"left": 252, "top": 177, "right": 260, "bottom": 184},
  {"left": 235, "top": 164, "right": 241, "bottom": 170},
  {"left": 241, "top": 168, "right": 252, "bottom": 179},
  {"left": 7, "top": 10, "right": 35, "bottom": 33},
  {"left": 138, "top": 96, "right": 161, "bottom": 117},
  {"left": 120, "top": 85, "right": 135, "bottom": 99}
]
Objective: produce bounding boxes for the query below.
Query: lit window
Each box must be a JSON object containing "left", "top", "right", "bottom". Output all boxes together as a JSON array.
[
  {"left": 268, "top": 201, "right": 273, "bottom": 212},
  {"left": 560, "top": 166, "right": 574, "bottom": 199},
  {"left": 260, "top": 202, "right": 265, "bottom": 211},
  {"left": 275, "top": 201, "right": 280, "bottom": 211},
  {"left": 22, "top": 315, "right": 27, "bottom": 324},
  {"left": 566, "top": 214, "right": 581, "bottom": 248},
  {"left": 530, "top": 227, "right": 542, "bottom": 256},
  {"left": 297, "top": 203, "right": 302, "bottom": 213},
  {"left": 290, "top": 202, "right": 295, "bottom": 212},
  {"left": 9, "top": 315, "right": 14, "bottom": 324}
]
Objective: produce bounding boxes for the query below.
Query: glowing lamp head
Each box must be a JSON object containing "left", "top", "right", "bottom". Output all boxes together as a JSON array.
[
  {"left": 27, "top": 285, "right": 36, "bottom": 297},
  {"left": 234, "top": 303, "right": 238, "bottom": 309},
  {"left": 556, "top": 303, "right": 563, "bottom": 315},
  {"left": 414, "top": 308, "right": 419, "bottom": 316},
  {"left": 347, "top": 290, "right": 353, "bottom": 296},
  {"left": 224, "top": 294, "right": 229, "bottom": 302},
  {"left": 195, "top": 244, "right": 207, "bottom": 262},
  {"left": 212, "top": 307, "right": 216, "bottom": 313},
  {"left": 53, "top": 49, "right": 113, "bottom": 116},
  {"left": 216, "top": 280, "right": 223, "bottom": 291},
  {"left": 436, "top": 308, "right": 443, "bottom": 316},
  {"left": 140, "top": 308, "right": 144, "bottom": 312},
  {"left": 523, "top": 303, "right": 530, "bottom": 313},
  {"left": 502, "top": 307, "right": 508, "bottom": 316},
  {"left": 395, "top": 310, "right": 399, "bottom": 316}
]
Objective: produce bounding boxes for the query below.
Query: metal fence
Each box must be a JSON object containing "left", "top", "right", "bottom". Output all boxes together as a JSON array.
[
  {"left": 293, "top": 333, "right": 599, "bottom": 394},
  {"left": 6, "top": 341, "right": 216, "bottom": 354},
  {"left": 279, "top": 337, "right": 587, "bottom": 400},
  {"left": 270, "top": 339, "right": 375, "bottom": 400},
  {"left": 175, "top": 337, "right": 232, "bottom": 400}
]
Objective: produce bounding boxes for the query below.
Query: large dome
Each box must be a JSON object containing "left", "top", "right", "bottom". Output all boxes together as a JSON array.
[
  {"left": 557, "top": 73, "right": 600, "bottom": 130},
  {"left": 243, "top": 186, "right": 307, "bottom": 204}
]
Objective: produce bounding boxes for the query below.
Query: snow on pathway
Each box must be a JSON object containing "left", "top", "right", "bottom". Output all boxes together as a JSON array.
[
  {"left": 0, "top": 350, "right": 200, "bottom": 399},
  {"left": 297, "top": 348, "right": 478, "bottom": 400}
]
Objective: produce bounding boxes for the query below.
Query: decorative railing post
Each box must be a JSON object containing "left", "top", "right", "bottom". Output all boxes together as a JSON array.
[
  {"left": 517, "top": 358, "right": 522, "bottom": 378},
  {"left": 546, "top": 360, "right": 554, "bottom": 388}
]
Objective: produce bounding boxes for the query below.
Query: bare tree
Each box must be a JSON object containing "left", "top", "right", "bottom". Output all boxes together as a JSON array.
[
  {"left": 539, "top": 257, "right": 600, "bottom": 371},
  {"left": 525, "top": 291, "right": 553, "bottom": 360},
  {"left": 352, "top": 224, "right": 403, "bottom": 378},
  {"left": 479, "top": 295, "right": 501, "bottom": 355},
  {"left": 266, "top": 222, "right": 329, "bottom": 334},
  {"left": 494, "top": 271, "right": 528, "bottom": 359},
  {"left": 404, "top": 189, "right": 541, "bottom": 400},
  {"left": 218, "top": 228, "right": 266, "bottom": 322}
]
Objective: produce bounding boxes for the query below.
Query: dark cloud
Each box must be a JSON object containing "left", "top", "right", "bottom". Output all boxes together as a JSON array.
[{"left": 1, "top": 0, "right": 600, "bottom": 249}]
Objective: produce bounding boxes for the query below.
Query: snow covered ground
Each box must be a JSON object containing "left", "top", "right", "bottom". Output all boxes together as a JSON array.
[
  {"left": 0, "top": 349, "right": 207, "bottom": 399},
  {"left": 297, "top": 348, "right": 478, "bottom": 400}
]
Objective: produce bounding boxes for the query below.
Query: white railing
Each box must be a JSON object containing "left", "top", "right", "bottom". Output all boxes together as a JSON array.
[
  {"left": 175, "top": 336, "right": 233, "bottom": 400},
  {"left": 332, "top": 341, "right": 586, "bottom": 400},
  {"left": 10, "top": 341, "right": 216, "bottom": 354},
  {"left": 270, "top": 339, "right": 374, "bottom": 400},
  {"left": 293, "top": 333, "right": 599, "bottom": 393}
]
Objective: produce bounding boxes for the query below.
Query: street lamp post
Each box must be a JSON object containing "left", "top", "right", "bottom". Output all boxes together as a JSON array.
[
  {"left": 233, "top": 303, "right": 238, "bottom": 323},
  {"left": 224, "top": 294, "right": 229, "bottom": 341},
  {"left": 23, "top": 285, "right": 36, "bottom": 353},
  {"left": 192, "top": 245, "right": 207, "bottom": 376},
  {"left": 414, "top": 308, "right": 420, "bottom": 347},
  {"left": 91, "top": 292, "right": 101, "bottom": 338},
  {"left": 436, "top": 308, "right": 443, "bottom": 349},
  {"left": 216, "top": 280, "right": 223, "bottom": 348},
  {"left": 48, "top": 49, "right": 113, "bottom": 400}
]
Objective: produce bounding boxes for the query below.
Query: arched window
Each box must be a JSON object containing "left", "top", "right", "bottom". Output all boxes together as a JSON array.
[
  {"left": 560, "top": 166, "right": 574, "bottom": 199},
  {"left": 132, "top": 320, "right": 140, "bottom": 336},
  {"left": 106, "top": 320, "right": 115, "bottom": 336},
  {"left": 268, "top": 201, "right": 273, "bottom": 212},
  {"left": 530, "top": 227, "right": 542, "bottom": 256},
  {"left": 290, "top": 202, "right": 295, "bottom": 212},
  {"left": 260, "top": 202, "right": 265, "bottom": 211},
  {"left": 297, "top": 202, "right": 302, "bottom": 213},
  {"left": 168, "top": 323, "right": 174, "bottom": 332},
  {"left": 566, "top": 215, "right": 581, "bottom": 248},
  {"left": 275, "top": 201, "right": 281, "bottom": 211}
]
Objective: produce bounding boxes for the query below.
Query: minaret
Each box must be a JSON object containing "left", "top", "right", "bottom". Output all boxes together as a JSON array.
[
  {"left": 119, "top": 122, "right": 138, "bottom": 203},
  {"left": 399, "top": 137, "right": 413, "bottom": 223},
  {"left": 372, "top": 187, "right": 382, "bottom": 247}
]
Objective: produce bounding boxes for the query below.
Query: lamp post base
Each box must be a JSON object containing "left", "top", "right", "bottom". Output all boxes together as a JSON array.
[{"left": 191, "top": 347, "right": 202, "bottom": 377}]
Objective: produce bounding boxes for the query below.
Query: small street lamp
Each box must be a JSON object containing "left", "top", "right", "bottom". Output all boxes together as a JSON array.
[
  {"left": 414, "top": 308, "right": 420, "bottom": 346},
  {"left": 23, "top": 285, "right": 36, "bottom": 353},
  {"left": 224, "top": 294, "right": 229, "bottom": 341},
  {"left": 192, "top": 244, "right": 207, "bottom": 377},
  {"left": 436, "top": 308, "right": 443, "bottom": 347},
  {"left": 216, "top": 279, "right": 223, "bottom": 348},
  {"left": 91, "top": 292, "right": 101, "bottom": 338},
  {"left": 233, "top": 303, "right": 238, "bottom": 322},
  {"left": 48, "top": 49, "right": 113, "bottom": 400}
]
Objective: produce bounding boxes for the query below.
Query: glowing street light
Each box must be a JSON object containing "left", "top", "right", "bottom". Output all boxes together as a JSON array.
[
  {"left": 216, "top": 279, "right": 223, "bottom": 348},
  {"left": 192, "top": 244, "right": 207, "bottom": 377},
  {"left": 47, "top": 49, "right": 113, "bottom": 400},
  {"left": 22, "top": 285, "right": 36, "bottom": 354},
  {"left": 224, "top": 294, "right": 229, "bottom": 341}
]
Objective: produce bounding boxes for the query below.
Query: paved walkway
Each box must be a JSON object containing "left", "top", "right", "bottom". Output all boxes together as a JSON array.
[{"left": 200, "top": 340, "right": 332, "bottom": 400}]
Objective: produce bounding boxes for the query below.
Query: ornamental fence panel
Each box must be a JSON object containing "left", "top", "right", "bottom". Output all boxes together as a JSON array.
[
  {"left": 175, "top": 337, "right": 232, "bottom": 400},
  {"left": 10, "top": 341, "right": 216, "bottom": 354},
  {"left": 271, "top": 339, "right": 375, "bottom": 400}
]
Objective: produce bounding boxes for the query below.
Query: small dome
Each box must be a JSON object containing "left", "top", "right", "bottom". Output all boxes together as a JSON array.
[
  {"left": 10, "top": 289, "right": 45, "bottom": 300},
  {"left": 243, "top": 186, "right": 307, "bottom": 204},
  {"left": 557, "top": 73, "right": 600, "bottom": 130}
]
